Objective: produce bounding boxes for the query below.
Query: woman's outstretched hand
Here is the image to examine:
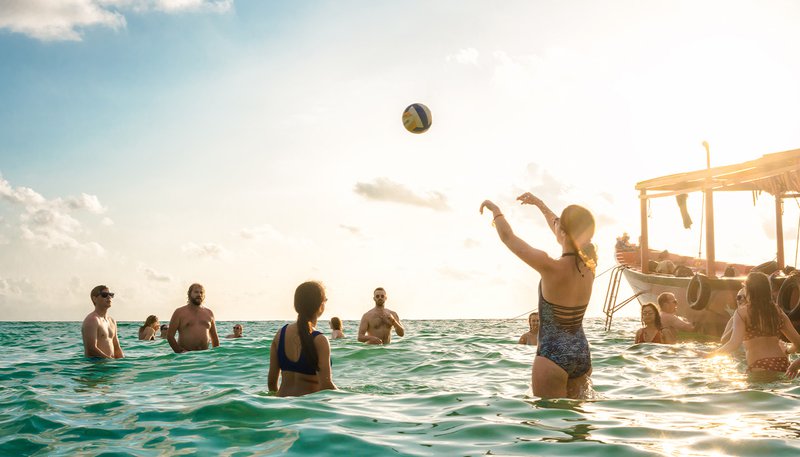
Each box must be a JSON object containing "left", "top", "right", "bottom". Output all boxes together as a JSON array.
[
  {"left": 517, "top": 192, "right": 542, "bottom": 206},
  {"left": 479, "top": 200, "right": 500, "bottom": 215}
]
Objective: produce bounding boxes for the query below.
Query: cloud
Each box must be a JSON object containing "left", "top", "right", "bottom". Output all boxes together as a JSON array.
[
  {"left": 1, "top": 174, "right": 107, "bottom": 254},
  {"left": 237, "top": 224, "right": 311, "bottom": 247},
  {"left": 339, "top": 224, "right": 363, "bottom": 237},
  {"left": 101, "top": 217, "right": 114, "bottom": 226},
  {"left": 463, "top": 238, "right": 480, "bottom": 248},
  {"left": 0, "top": 0, "right": 232, "bottom": 42},
  {"left": 181, "top": 241, "right": 229, "bottom": 259},
  {"left": 438, "top": 266, "right": 476, "bottom": 281},
  {"left": 138, "top": 264, "right": 172, "bottom": 282},
  {"left": 446, "top": 47, "right": 480, "bottom": 65},
  {"left": 354, "top": 177, "right": 450, "bottom": 211}
]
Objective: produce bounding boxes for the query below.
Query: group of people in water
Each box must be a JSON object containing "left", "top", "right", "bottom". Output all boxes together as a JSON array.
[{"left": 81, "top": 192, "right": 800, "bottom": 399}]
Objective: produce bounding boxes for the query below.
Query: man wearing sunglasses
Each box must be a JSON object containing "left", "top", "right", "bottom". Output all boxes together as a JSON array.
[
  {"left": 657, "top": 292, "right": 695, "bottom": 344},
  {"left": 167, "top": 283, "right": 220, "bottom": 353},
  {"left": 81, "top": 285, "right": 124, "bottom": 359},
  {"left": 226, "top": 324, "right": 243, "bottom": 338},
  {"left": 358, "top": 287, "right": 405, "bottom": 345}
]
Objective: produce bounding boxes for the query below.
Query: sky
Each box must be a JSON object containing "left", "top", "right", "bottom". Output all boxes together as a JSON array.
[{"left": 1, "top": 0, "right": 800, "bottom": 322}]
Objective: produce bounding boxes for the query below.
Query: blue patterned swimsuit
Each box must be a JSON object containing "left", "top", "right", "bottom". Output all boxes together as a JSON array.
[{"left": 535, "top": 281, "right": 591, "bottom": 379}]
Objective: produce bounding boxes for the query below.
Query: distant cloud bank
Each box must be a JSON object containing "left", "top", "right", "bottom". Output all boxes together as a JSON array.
[
  {"left": 0, "top": 0, "right": 233, "bottom": 42},
  {"left": 354, "top": 177, "right": 450, "bottom": 211},
  {"left": 0, "top": 173, "right": 108, "bottom": 254}
]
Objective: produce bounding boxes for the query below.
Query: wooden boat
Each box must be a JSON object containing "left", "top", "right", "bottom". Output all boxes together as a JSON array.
[{"left": 609, "top": 147, "right": 800, "bottom": 337}]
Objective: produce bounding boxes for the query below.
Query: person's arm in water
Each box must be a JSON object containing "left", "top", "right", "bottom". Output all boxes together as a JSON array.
[
  {"left": 670, "top": 314, "right": 695, "bottom": 332},
  {"left": 167, "top": 310, "right": 186, "bottom": 353},
  {"left": 268, "top": 333, "right": 280, "bottom": 392},
  {"left": 719, "top": 315, "right": 735, "bottom": 344},
  {"left": 709, "top": 312, "right": 744, "bottom": 356},
  {"left": 82, "top": 318, "right": 114, "bottom": 358},
  {"left": 389, "top": 312, "right": 405, "bottom": 337},
  {"left": 111, "top": 318, "right": 124, "bottom": 359},
  {"left": 314, "top": 335, "right": 337, "bottom": 391},
  {"left": 357, "top": 314, "right": 382, "bottom": 344},
  {"left": 209, "top": 313, "right": 220, "bottom": 348},
  {"left": 479, "top": 200, "right": 558, "bottom": 276},
  {"left": 787, "top": 357, "right": 800, "bottom": 379},
  {"left": 779, "top": 310, "right": 800, "bottom": 354}
]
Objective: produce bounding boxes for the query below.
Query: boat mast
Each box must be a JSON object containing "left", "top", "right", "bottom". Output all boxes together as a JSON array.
[{"left": 703, "top": 142, "right": 716, "bottom": 277}]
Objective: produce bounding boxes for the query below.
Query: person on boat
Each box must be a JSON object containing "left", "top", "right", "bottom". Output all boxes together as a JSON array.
[
  {"left": 480, "top": 192, "right": 596, "bottom": 399},
  {"left": 358, "top": 287, "right": 405, "bottom": 345},
  {"left": 708, "top": 272, "right": 800, "bottom": 378},
  {"left": 657, "top": 292, "right": 694, "bottom": 343},
  {"left": 81, "top": 285, "right": 124, "bottom": 359},
  {"left": 616, "top": 233, "right": 633, "bottom": 250},
  {"left": 268, "top": 281, "right": 336, "bottom": 397},
  {"left": 329, "top": 316, "right": 345, "bottom": 339},
  {"left": 634, "top": 303, "right": 665, "bottom": 344},
  {"left": 138, "top": 315, "right": 159, "bottom": 341},
  {"left": 518, "top": 312, "right": 539, "bottom": 345}
]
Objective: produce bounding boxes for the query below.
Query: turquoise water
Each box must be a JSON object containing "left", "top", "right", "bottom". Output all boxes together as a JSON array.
[{"left": 2, "top": 319, "right": 800, "bottom": 456}]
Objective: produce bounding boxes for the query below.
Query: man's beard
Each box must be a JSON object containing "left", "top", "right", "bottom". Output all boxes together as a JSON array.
[{"left": 190, "top": 297, "right": 203, "bottom": 306}]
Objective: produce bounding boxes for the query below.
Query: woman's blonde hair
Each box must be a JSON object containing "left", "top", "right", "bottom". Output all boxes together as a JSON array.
[{"left": 560, "top": 204, "right": 597, "bottom": 274}]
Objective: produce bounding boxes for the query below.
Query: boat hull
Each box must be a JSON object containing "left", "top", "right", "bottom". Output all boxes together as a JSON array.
[{"left": 621, "top": 268, "right": 742, "bottom": 337}]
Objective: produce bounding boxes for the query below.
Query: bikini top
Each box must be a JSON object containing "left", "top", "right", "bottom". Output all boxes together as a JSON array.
[
  {"left": 737, "top": 309, "right": 783, "bottom": 341},
  {"left": 635, "top": 328, "right": 663, "bottom": 344},
  {"left": 278, "top": 324, "right": 323, "bottom": 375},
  {"left": 538, "top": 282, "right": 588, "bottom": 333}
]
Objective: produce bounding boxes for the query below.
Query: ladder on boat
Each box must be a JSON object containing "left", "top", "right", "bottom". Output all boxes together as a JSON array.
[{"left": 603, "top": 265, "right": 644, "bottom": 331}]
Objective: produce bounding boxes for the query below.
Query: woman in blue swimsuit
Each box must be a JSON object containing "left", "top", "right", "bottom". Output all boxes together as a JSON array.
[
  {"left": 268, "top": 281, "right": 337, "bottom": 397},
  {"left": 481, "top": 192, "right": 596, "bottom": 399}
]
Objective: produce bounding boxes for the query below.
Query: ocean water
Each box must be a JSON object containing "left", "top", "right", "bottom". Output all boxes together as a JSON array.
[{"left": 1, "top": 319, "right": 800, "bottom": 456}]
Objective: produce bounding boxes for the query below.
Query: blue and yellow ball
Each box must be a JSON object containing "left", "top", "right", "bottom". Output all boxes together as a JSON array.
[{"left": 402, "top": 103, "right": 432, "bottom": 134}]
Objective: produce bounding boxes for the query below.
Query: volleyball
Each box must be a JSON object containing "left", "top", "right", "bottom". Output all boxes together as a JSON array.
[{"left": 402, "top": 103, "right": 432, "bottom": 134}]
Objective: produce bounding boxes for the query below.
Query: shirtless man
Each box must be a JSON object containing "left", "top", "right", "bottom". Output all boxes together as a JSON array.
[
  {"left": 167, "top": 283, "right": 220, "bottom": 353},
  {"left": 358, "top": 287, "right": 405, "bottom": 345},
  {"left": 657, "top": 292, "right": 694, "bottom": 343},
  {"left": 226, "top": 324, "right": 243, "bottom": 338},
  {"left": 81, "top": 285, "right": 124, "bottom": 359}
]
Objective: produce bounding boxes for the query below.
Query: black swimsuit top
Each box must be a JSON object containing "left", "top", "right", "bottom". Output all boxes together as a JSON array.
[{"left": 278, "top": 324, "right": 322, "bottom": 375}]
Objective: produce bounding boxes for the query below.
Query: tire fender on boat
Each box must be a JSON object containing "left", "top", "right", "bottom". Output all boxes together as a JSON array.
[
  {"left": 687, "top": 273, "right": 711, "bottom": 311},
  {"left": 777, "top": 274, "right": 800, "bottom": 319}
]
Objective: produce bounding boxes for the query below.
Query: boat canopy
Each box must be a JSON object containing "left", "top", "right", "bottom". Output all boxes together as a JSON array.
[
  {"left": 633, "top": 147, "right": 800, "bottom": 275},
  {"left": 635, "top": 148, "right": 800, "bottom": 199}
]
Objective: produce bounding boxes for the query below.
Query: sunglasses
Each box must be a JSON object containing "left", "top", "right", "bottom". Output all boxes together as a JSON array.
[
  {"left": 97, "top": 292, "right": 115, "bottom": 298},
  {"left": 736, "top": 295, "right": 745, "bottom": 302}
]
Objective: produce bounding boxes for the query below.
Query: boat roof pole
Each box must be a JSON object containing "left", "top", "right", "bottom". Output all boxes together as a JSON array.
[
  {"left": 776, "top": 195, "right": 785, "bottom": 269},
  {"left": 705, "top": 187, "right": 716, "bottom": 277},
  {"left": 640, "top": 189, "right": 650, "bottom": 273},
  {"left": 703, "top": 142, "right": 716, "bottom": 277}
]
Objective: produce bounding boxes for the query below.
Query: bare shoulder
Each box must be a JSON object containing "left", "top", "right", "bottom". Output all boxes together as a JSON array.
[
  {"left": 82, "top": 312, "right": 99, "bottom": 326},
  {"left": 202, "top": 306, "right": 215, "bottom": 318}
]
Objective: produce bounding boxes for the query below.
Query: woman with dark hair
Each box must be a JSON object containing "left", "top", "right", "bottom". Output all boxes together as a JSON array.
[
  {"left": 481, "top": 192, "right": 597, "bottom": 399},
  {"left": 634, "top": 303, "right": 664, "bottom": 343},
  {"left": 268, "top": 281, "right": 336, "bottom": 397},
  {"left": 138, "top": 315, "right": 159, "bottom": 341},
  {"left": 710, "top": 272, "right": 800, "bottom": 378}
]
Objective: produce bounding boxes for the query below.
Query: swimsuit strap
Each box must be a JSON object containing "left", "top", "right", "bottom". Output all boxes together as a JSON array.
[{"left": 561, "top": 252, "right": 584, "bottom": 276}]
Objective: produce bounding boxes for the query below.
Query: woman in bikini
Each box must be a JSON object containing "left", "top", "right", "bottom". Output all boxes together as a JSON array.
[
  {"left": 710, "top": 272, "right": 800, "bottom": 379},
  {"left": 268, "top": 281, "right": 337, "bottom": 397},
  {"left": 481, "top": 192, "right": 596, "bottom": 399},
  {"left": 634, "top": 303, "right": 665, "bottom": 344}
]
